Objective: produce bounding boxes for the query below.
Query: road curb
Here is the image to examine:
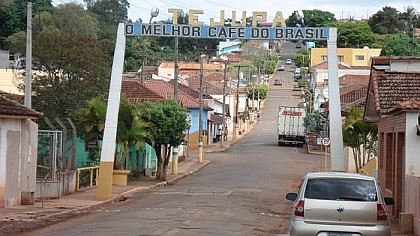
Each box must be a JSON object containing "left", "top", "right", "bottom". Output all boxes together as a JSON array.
[{"left": 0, "top": 160, "right": 212, "bottom": 234}]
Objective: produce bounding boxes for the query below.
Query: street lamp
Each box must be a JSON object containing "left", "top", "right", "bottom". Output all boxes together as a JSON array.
[
  {"left": 149, "top": 7, "right": 159, "bottom": 23},
  {"left": 220, "top": 55, "right": 228, "bottom": 149},
  {"left": 140, "top": 7, "right": 160, "bottom": 85},
  {"left": 295, "top": 10, "right": 305, "bottom": 27},
  {"left": 198, "top": 54, "right": 206, "bottom": 163}
]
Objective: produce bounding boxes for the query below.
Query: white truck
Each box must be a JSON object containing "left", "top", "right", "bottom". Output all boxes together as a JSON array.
[{"left": 277, "top": 106, "right": 306, "bottom": 147}]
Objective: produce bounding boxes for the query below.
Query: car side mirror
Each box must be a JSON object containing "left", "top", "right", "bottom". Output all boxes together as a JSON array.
[
  {"left": 286, "top": 193, "right": 297, "bottom": 201},
  {"left": 384, "top": 197, "right": 395, "bottom": 206}
]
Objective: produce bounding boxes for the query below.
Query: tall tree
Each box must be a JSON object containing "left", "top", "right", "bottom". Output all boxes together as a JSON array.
[
  {"left": 140, "top": 100, "right": 189, "bottom": 181},
  {"left": 368, "top": 6, "right": 404, "bottom": 34},
  {"left": 380, "top": 33, "right": 420, "bottom": 56},
  {"left": 398, "top": 5, "right": 419, "bottom": 26},
  {"left": 85, "top": 0, "right": 129, "bottom": 25},
  {"left": 9, "top": 30, "right": 111, "bottom": 126},
  {"left": 327, "top": 21, "right": 376, "bottom": 48},
  {"left": 0, "top": 0, "right": 53, "bottom": 49},
  {"left": 286, "top": 9, "right": 336, "bottom": 27}
]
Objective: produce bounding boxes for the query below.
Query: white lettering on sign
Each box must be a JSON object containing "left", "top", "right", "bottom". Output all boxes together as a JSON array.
[{"left": 126, "top": 24, "right": 329, "bottom": 40}]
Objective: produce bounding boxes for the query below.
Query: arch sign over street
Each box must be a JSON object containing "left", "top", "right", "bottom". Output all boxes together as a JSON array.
[
  {"left": 125, "top": 24, "right": 329, "bottom": 40},
  {"left": 96, "top": 8, "right": 345, "bottom": 199}
]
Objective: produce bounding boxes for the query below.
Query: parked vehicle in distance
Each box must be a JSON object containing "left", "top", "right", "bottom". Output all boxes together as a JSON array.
[
  {"left": 286, "top": 59, "right": 292, "bottom": 65},
  {"left": 286, "top": 172, "right": 395, "bottom": 236},
  {"left": 277, "top": 106, "right": 306, "bottom": 146},
  {"left": 274, "top": 79, "right": 282, "bottom": 86},
  {"left": 294, "top": 68, "right": 301, "bottom": 79},
  {"left": 277, "top": 65, "right": 285, "bottom": 71}
]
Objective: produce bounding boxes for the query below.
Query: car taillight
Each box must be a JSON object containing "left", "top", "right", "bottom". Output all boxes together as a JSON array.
[
  {"left": 294, "top": 200, "right": 305, "bottom": 217},
  {"left": 377, "top": 204, "right": 388, "bottom": 221}
]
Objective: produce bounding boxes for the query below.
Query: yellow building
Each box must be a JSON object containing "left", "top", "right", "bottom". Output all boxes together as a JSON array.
[
  {"left": 310, "top": 47, "right": 381, "bottom": 67},
  {"left": 0, "top": 69, "right": 22, "bottom": 94}
]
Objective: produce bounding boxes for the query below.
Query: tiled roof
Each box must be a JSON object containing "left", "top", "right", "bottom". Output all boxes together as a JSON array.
[
  {"left": 159, "top": 61, "right": 222, "bottom": 71},
  {"left": 395, "top": 100, "right": 420, "bottom": 110},
  {"left": 311, "top": 61, "right": 351, "bottom": 69},
  {"left": 372, "top": 71, "right": 420, "bottom": 114},
  {"left": 169, "top": 80, "right": 200, "bottom": 99},
  {"left": 121, "top": 78, "right": 165, "bottom": 103},
  {"left": 226, "top": 54, "right": 245, "bottom": 62},
  {"left": 339, "top": 74, "right": 369, "bottom": 95},
  {"left": 144, "top": 79, "right": 201, "bottom": 108},
  {"left": 365, "top": 57, "right": 420, "bottom": 122},
  {"left": 185, "top": 76, "right": 223, "bottom": 96},
  {"left": 0, "top": 95, "right": 42, "bottom": 118}
]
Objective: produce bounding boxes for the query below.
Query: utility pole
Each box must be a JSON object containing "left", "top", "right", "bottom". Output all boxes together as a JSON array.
[
  {"left": 198, "top": 55, "right": 205, "bottom": 163},
  {"left": 174, "top": 37, "right": 179, "bottom": 100},
  {"left": 140, "top": 54, "right": 146, "bottom": 85},
  {"left": 220, "top": 57, "right": 228, "bottom": 149},
  {"left": 24, "top": 0, "right": 32, "bottom": 107},
  {"left": 232, "top": 65, "right": 248, "bottom": 140}
]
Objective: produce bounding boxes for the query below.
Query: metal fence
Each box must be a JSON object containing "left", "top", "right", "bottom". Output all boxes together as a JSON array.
[{"left": 37, "top": 130, "right": 63, "bottom": 181}]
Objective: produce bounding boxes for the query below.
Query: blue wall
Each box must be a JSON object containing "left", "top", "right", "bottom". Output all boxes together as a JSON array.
[{"left": 188, "top": 108, "right": 208, "bottom": 133}]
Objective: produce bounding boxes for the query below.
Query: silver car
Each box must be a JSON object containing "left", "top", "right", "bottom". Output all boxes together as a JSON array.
[{"left": 286, "top": 172, "right": 394, "bottom": 236}]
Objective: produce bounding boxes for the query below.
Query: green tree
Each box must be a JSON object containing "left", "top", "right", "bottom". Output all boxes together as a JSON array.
[
  {"left": 0, "top": 0, "right": 53, "bottom": 49},
  {"left": 75, "top": 96, "right": 107, "bottom": 145},
  {"left": 140, "top": 100, "right": 189, "bottom": 181},
  {"left": 114, "top": 97, "right": 151, "bottom": 170},
  {"left": 294, "top": 53, "right": 309, "bottom": 67},
  {"left": 8, "top": 30, "right": 111, "bottom": 126},
  {"left": 85, "top": 0, "right": 129, "bottom": 25},
  {"left": 246, "top": 84, "right": 268, "bottom": 100},
  {"left": 327, "top": 21, "right": 376, "bottom": 48},
  {"left": 75, "top": 97, "right": 152, "bottom": 170},
  {"left": 74, "top": 96, "right": 107, "bottom": 166},
  {"left": 48, "top": 3, "right": 99, "bottom": 37},
  {"left": 343, "top": 121, "right": 378, "bottom": 173},
  {"left": 241, "top": 41, "right": 269, "bottom": 66},
  {"left": 380, "top": 34, "right": 420, "bottom": 56},
  {"left": 286, "top": 9, "right": 336, "bottom": 27},
  {"left": 303, "top": 110, "right": 326, "bottom": 134},
  {"left": 368, "top": 6, "right": 404, "bottom": 34}
]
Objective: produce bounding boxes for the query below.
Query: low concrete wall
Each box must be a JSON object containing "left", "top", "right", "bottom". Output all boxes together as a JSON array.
[
  {"left": 35, "top": 171, "right": 77, "bottom": 199},
  {"left": 35, "top": 181, "right": 61, "bottom": 199},
  {"left": 405, "top": 175, "right": 420, "bottom": 235}
]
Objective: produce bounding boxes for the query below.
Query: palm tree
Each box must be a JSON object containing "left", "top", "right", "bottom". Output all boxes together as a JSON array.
[
  {"left": 114, "top": 98, "right": 152, "bottom": 170},
  {"left": 343, "top": 120, "right": 378, "bottom": 172},
  {"left": 76, "top": 96, "right": 152, "bottom": 169},
  {"left": 74, "top": 97, "right": 107, "bottom": 165}
]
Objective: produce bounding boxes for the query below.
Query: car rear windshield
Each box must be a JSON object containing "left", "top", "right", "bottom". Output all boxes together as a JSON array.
[{"left": 304, "top": 178, "right": 377, "bottom": 202}]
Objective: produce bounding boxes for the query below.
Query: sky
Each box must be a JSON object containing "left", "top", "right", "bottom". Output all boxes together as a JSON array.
[{"left": 121, "top": 0, "right": 419, "bottom": 24}]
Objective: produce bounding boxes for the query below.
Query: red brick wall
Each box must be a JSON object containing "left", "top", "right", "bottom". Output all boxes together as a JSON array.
[{"left": 377, "top": 113, "right": 406, "bottom": 217}]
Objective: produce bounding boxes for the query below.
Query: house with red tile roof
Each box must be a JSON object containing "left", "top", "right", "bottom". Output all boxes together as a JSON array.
[
  {"left": 158, "top": 61, "right": 223, "bottom": 80},
  {"left": 311, "top": 61, "right": 371, "bottom": 86},
  {"left": 122, "top": 77, "right": 214, "bottom": 150},
  {"left": 311, "top": 62, "right": 372, "bottom": 112},
  {"left": 364, "top": 56, "right": 420, "bottom": 233},
  {"left": 0, "top": 95, "right": 42, "bottom": 207}
]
